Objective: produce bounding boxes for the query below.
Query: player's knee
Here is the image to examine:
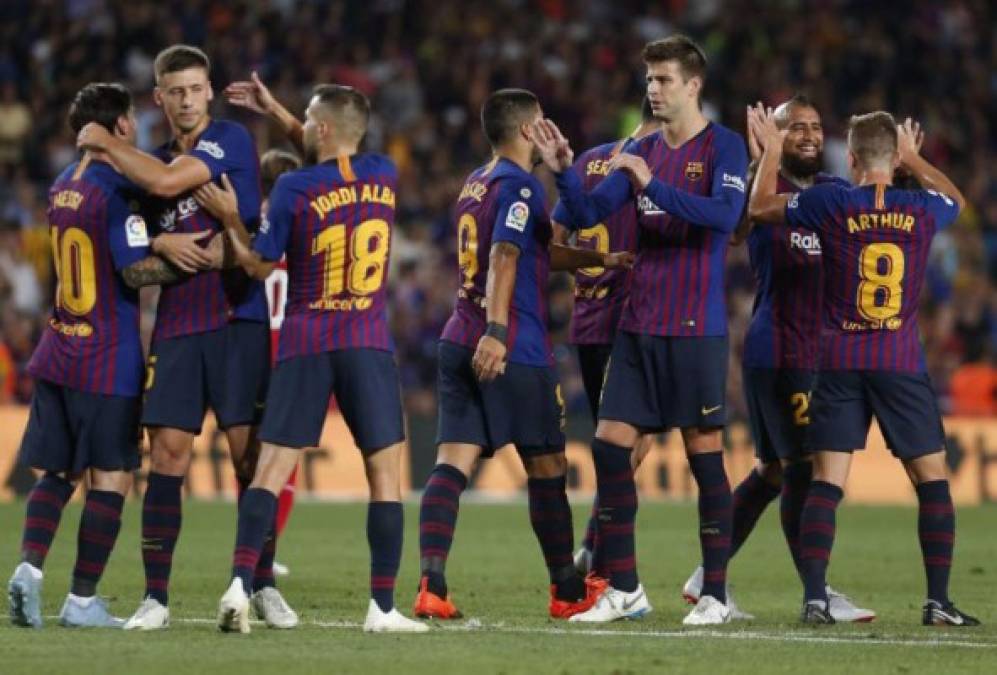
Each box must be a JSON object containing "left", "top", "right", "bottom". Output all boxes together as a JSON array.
[
  {"left": 595, "top": 419, "right": 639, "bottom": 448},
  {"left": 904, "top": 450, "right": 948, "bottom": 484},
  {"left": 523, "top": 451, "right": 567, "bottom": 479},
  {"left": 89, "top": 469, "right": 132, "bottom": 495},
  {"left": 682, "top": 426, "right": 723, "bottom": 454},
  {"left": 435, "top": 443, "right": 480, "bottom": 476},
  {"left": 149, "top": 428, "right": 194, "bottom": 475}
]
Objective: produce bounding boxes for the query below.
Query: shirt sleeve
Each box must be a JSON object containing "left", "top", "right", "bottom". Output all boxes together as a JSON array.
[
  {"left": 107, "top": 187, "right": 151, "bottom": 271},
  {"left": 193, "top": 123, "right": 264, "bottom": 234},
  {"left": 554, "top": 164, "right": 632, "bottom": 231},
  {"left": 640, "top": 132, "right": 749, "bottom": 234},
  {"left": 253, "top": 176, "right": 293, "bottom": 262},
  {"left": 921, "top": 189, "right": 961, "bottom": 231},
  {"left": 492, "top": 181, "right": 537, "bottom": 251},
  {"left": 551, "top": 154, "right": 588, "bottom": 228},
  {"left": 785, "top": 183, "right": 839, "bottom": 234}
]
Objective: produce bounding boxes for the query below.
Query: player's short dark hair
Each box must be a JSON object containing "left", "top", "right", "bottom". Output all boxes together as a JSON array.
[
  {"left": 312, "top": 84, "right": 371, "bottom": 138},
  {"left": 154, "top": 45, "right": 210, "bottom": 81},
  {"left": 481, "top": 89, "right": 539, "bottom": 147},
  {"left": 260, "top": 149, "right": 301, "bottom": 195},
  {"left": 848, "top": 111, "right": 898, "bottom": 167},
  {"left": 67, "top": 82, "right": 132, "bottom": 134},
  {"left": 641, "top": 35, "right": 707, "bottom": 82}
]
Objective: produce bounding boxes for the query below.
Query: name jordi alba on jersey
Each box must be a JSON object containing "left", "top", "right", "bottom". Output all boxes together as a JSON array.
[{"left": 254, "top": 154, "right": 397, "bottom": 361}]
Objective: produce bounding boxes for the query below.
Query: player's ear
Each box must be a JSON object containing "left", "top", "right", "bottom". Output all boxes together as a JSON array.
[
  {"left": 207, "top": 83, "right": 214, "bottom": 103},
  {"left": 153, "top": 87, "right": 163, "bottom": 108},
  {"left": 891, "top": 150, "right": 901, "bottom": 170}
]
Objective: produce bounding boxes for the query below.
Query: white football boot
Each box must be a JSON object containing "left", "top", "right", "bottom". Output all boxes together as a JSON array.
[
  {"left": 217, "top": 578, "right": 251, "bottom": 634},
  {"left": 681, "top": 566, "right": 752, "bottom": 619},
  {"left": 122, "top": 597, "right": 170, "bottom": 631},
  {"left": 251, "top": 587, "right": 299, "bottom": 628},
  {"left": 568, "top": 584, "right": 651, "bottom": 623},
  {"left": 827, "top": 586, "right": 876, "bottom": 622},
  {"left": 682, "top": 594, "right": 732, "bottom": 626},
  {"left": 362, "top": 599, "right": 429, "bottom": 633}
]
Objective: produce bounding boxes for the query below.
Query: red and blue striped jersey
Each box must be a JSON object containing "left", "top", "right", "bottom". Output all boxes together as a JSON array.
[
  {"left": 554, "top": 122, "right": 749, "bottom": 336},
  {"left": 254, "top": 154, "right": 396, "bottom": 361},
  {"left": 146, "top": 119, "right": 267, "bottom": 341},
  {"left": 786, "top": 182, "right": 960, "bottom": 371},
  {"left": 552, "top": 141, "right": 638, "bottom": 346},
  {"left": 743, "top": 173, "right": 848, "bottom": 370},
  {"left": 441, "top": 158, "right": 554, "bottom": 367},
  {"left": 28, "top": 160, "right": 151, "bottom": 396}
]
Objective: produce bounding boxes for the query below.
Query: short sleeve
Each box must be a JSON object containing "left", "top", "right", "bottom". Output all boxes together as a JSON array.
[
  {"left": 785, "top": 183, "right": 839, "bottom": 234},
  {"left": 492, "top": 180, "right": 536, "bottom": 250},
  {"left": 921, "top": 189, "right": 960, "bottom": 230},
  {"left": 107, "top": 187, "right": 150, "bottom": 271},
  {"left": 190, "top": 122, "right": 250, "bottom": 180},
  {"left": 253, "top": 175, "right": 293, "bottom": 262}
]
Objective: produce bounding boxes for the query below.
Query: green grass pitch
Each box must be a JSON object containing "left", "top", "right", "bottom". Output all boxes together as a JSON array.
[{"left": 2, "top": 500, "right": 995, "bottom": 674}]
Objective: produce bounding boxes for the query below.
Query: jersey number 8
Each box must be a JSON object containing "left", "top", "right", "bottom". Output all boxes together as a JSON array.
[{"left": 856, "top": 242, "right": 904, "bottom": 322}]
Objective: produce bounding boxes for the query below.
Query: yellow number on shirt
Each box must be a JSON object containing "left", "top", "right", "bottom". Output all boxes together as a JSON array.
[
  {"left": 790, "top": 392, "right": 811, "bottom": 426},
  {"left": 51, "top": 226, "right": 97, "bottom": 316},
  {"left": 312, "top": 219, "right": 390, "bottom": 298},
  {"left": 856, "top": 243, "right": 905, "bottom": 322},
  {"left": 577, "top": 223, "right": 609, "bottom": 277},
  {"left": 458, "top": 213, "right": 478, "bottom": 289}
]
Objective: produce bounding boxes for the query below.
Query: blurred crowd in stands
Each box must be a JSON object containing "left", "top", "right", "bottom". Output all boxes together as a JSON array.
[{"left": 0, "top": 0, "right": 993, "bottom": 419}]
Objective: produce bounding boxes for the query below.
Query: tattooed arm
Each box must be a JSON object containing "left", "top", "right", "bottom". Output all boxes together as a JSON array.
[{"left": 121, "top": 255, "right": 188, "bottom": 289}]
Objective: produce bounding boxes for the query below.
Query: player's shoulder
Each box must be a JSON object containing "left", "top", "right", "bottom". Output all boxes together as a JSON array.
[
  {"left": 195, "top": 118, "right": 254, "bottom": 155},
  {"left": 353, "top": 152, "right": 398, "bottom": 179},
  {"left": 814, "top": 172, "right": 850, "bottom": 188},
  {"left": 496, "top": 162, "right": 545, "bottom": 205},
  {"left": 706, "top": 121, "right": 747, "bottom": 156},
  {"left": 578, "top": 141, "right": 619, "bottom": 164}
]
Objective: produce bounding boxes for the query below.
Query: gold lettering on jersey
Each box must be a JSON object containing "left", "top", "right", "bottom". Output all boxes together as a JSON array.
[
  {"left": 847, "top": 212, "right": 915, "bottom": 234},
  {"left": 48, "top": 318, "right": 93, "bottom": 338},
  {"left": 53, "top": 190, "right": 85, "bottom": 211},
  {"left": 841, "top": 317, "right": 903, "bottom": 331},
  {"left": 307, "top": 296, "right": 374, "bottom": 311},
  {"left": 309, "top": 184, "right": 396, "bottom": 219},
  {"left": 459, "top": 181, "right": 488, "bottom": 203},
  {"left": 574, "top": 285, "right": 610, "bottom": 300},
  {"left": 456, "top": 288, "right": 486, "bottom": 308},
  {"left": 585, "top": 159, "right": 611, "bottom": 176}
]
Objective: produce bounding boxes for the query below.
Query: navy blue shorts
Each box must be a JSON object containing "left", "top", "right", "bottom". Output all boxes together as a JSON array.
[
  {"left": 142, "top": 321, "right": 270, "bottom": 433},
  {"left": 598, "top": 331, "right": 728, "bottom": 432},
  {"left": 744, "top": 367, "right": 815, "bottom": 463},
  {"left": 259, "top": 349, "right": 404, "bottom": 452},
  {"left": 576, "top": 343, "right": 613, "bottom": 422},
  {"left": 20, "top": 379, "right": 141, "bottom": 474},
  {"left": 436, "top": 341, "right": 565, "bottom": 457},
  {"left": 807, "top": 370, "right": 945, "bottom": 460}
]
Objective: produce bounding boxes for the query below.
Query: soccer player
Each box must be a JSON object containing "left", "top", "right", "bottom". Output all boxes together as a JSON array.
[
  {"left": 533, "top": 35, "right": 748, "bottom": 625},
  {"left": 76, "top": 45, "right": 295, "bottom": 630},
  {"left": 681, "top": 96, "right": 874, "bottom": 622},
  {"left": 260, "top": 149, "right": 303, "bottom": 577},
  {"left": 550, "top": 99, "right": 659, "bottom": 579},
  {"left": 413, "top": 89, "right": 631, "bottom": 621},
  {"left": 7, "top": 82, "right": 213, "bottom": 628},
  {"left": 749, "top": 110, "right": 980, "bottom": 626},
  {"left": 200, "top": 83, "right": 427, "bottom": 634}
]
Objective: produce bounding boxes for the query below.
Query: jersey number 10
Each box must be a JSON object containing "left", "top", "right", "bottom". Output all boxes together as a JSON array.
[{"left": 51, "top": 226, "right": 97, "bottom": 316}]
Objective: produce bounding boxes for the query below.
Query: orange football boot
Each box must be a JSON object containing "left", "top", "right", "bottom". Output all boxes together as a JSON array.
[
  {"left": 549, "top": 575, "right": 607, "bottom": 619},
  {"left": 413, "top": 576, "right": 463, "bottom": 619}
]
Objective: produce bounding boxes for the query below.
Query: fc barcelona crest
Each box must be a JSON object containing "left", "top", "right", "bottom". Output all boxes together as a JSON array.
[{"left": 685, "top": 161, "right": 704, "bottom": 181}]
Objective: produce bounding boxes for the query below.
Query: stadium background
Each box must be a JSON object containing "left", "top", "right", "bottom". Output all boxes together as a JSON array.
[{"left": 0, "top": 0, "right": 993, "bottom": 502}]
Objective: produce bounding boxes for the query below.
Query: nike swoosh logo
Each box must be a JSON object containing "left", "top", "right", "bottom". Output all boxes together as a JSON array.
[
  {"left": 701, "top": 405, "right": 722, "bottom": 415},
  {"left": 622, "top": 590, "right": 645, "bottom": 611}
]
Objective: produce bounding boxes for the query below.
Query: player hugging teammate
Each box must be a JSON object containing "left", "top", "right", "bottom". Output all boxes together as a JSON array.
[{"left": 7, "top": 31, "right": 981, "bottom": 632}]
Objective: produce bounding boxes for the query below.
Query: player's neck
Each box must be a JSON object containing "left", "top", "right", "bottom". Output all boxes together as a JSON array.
[
  {"left": 659, "top": 109, "right": 707, "bottom": 148},
  {"left": 495, "top": 144, "right": 533, "bottom": 173},
  {"left": 317, "top": 144, "right": 359, "bottom": 163},
  {"left": 855, "top": 169, "right": 893, "bottom": 187},
  {"left": 779, "top": 168, "right": 815, "bottom": 189},
  {"left": 171, "top": 116, "right": 212, "bottom": 152}
]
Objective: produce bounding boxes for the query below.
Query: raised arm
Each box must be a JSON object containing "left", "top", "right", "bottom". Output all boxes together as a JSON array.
[
  {"left": 897, "top": 118, "right": 965, "bottom": 212},
  {"left": 225, "top": 72, "right": 304, "bottom": 154},
  {"left": 532, "top": 119, "right": 632, "bottom": 230},
  {"left": 194, "top": 174, "right": 272, "bottom": 278},
  {"left": 747, "top": 103, "right": 790, "bottom": 224}
]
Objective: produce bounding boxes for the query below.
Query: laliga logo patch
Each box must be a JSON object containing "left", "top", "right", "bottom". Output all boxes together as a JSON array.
[
  {"left": 195, "top": 140, "right": 225, "bottom": 159},
  {"left": 685, "top": 161, "right": 704, "bottom": 181},
  {"left": 125, "top": 214, "right": 149, "bottom": 248},
  {"left": 505, "top": 201, "right": 529, "bottom": 232}
]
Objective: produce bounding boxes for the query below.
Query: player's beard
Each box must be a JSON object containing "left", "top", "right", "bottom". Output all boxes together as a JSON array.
[{"left": 782, "top": 150, "right": 823, "bottom": 181}]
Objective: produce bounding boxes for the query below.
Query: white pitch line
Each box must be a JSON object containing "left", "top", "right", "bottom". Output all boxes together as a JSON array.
[{"left": 123, "top": 617, "right": 996, "bottom": 649}]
